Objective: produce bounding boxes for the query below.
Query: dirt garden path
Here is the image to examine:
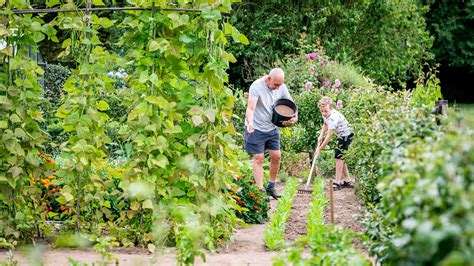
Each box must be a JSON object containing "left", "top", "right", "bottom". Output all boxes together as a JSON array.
[{"left": 0, "top": 183, "right": 370, "bottom": 266}]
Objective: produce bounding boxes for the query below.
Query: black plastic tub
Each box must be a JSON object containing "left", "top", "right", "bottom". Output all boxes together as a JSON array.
[{"left": 272, "top": 98, "right": 298, "bottom": 127}]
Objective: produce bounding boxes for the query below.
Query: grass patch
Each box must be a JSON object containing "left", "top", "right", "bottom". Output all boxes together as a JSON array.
[{"left": 453, "top": 103, "right": 474, "bottom": 129}]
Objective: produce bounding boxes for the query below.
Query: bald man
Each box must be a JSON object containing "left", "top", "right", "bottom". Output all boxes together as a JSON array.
[{"left": 245, "top": 68, "right": 298, "bottom": 199}]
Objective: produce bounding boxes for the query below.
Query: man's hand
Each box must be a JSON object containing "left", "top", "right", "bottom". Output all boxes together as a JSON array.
[
  {"left": 282, "top": 116, "right": 298, "bottom": 127},
  {"left": 247, "top": 122, "right": 254, "bottom": 133}
]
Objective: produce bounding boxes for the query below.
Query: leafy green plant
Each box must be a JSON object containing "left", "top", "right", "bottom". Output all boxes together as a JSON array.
[
  {"left": 263, "top": 177, "right": 299, "bottom": 250},
  {"left": 364, "top": 128, "right": 474, "bottom": 264},
  {"left": 229, "top": 0, "right": 433, "bottom": 86},
  {"left": 0, "top": 1, "right": 58, "bottom": 246},
  {"left": 412, "top": 66, "right": 443, "bottom": 108},
  {"left": 274, "top": 178, "right": 370, "bottom": 265},
  {"left": 232, "top": 165, "right": 269, "bottom": 224}
]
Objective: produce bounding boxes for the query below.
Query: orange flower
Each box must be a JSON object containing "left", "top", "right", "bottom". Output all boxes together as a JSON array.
[
  {"left": 229, "top": 191, "right": 234, "bottom": 196},
  {"left": 48, "top": 175, "right": 55, "bottom": 179},
  {"left": 253, "top": 206, "right": 259, "bottom": 210},
  {"left": 117, "top": 169, "right": 123, "bottom": 173},
  {"left": 41, "top": 202, "right": 47, "bottom": 207},
  {"left": 249, "top": 180, "right": 255, "bottom": 184},
  {"left": 43, "top": 179, "right": 51, "bottom": 188},
  {"left": 51, "top": 189, "right": 56, "bottom": 193},
  {"left": 59, "top": 205, "right": 65, "bottom": 211},
  {"left": 241, "top": 201, "right": 246, "bottom": 205}
]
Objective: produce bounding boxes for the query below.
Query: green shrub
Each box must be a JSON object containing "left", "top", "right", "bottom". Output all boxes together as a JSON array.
[
  {"left": 229, "top": 1, "right": 433, "bottom": 86},
  {"left": 41, "top": 64, "right": 72, "bottom": 155},
  {"left": 365, "top": 128, "right": 474, "bottom": 264},
  {"left": 332, "top": 84, "right": 440, "bottom": 204},
  {"left": 412, "top": 67, "right": 443, "bottom": 108},
  {"left": 232, "top": 165, "right": 270, "bottom": 224},
  {"left": 283, "top": 51, "right": 369, "bottom": 95}
]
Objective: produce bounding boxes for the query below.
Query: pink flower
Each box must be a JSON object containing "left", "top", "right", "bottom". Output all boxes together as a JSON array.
[
  {"left": 309, "top": 55, "right": 315, "bottom": 60},
  {"left": 309, "top": 67, "right": 315, "bottom": 72},
  {"left": 335, "top": 79, "right": 341, "bottom": 88},
  {"left": 314, "top": 72, "right": 319, "bottom": 77},
  {"left": 305, "top": 81, "right": 312, "bottom": 90},
  {"left": 319, "top": 62, "right": 325, "bottom": 67},
  {"left": 323, "top": 81, "right": 331, "bottom": 87},
  {"left": 337, "top": 100, "right": 343, "bottom": 108}
]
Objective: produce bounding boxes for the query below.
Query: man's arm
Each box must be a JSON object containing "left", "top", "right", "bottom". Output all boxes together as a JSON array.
[{"left": 246, "top": 99, "right": 257, "bottom": 133}]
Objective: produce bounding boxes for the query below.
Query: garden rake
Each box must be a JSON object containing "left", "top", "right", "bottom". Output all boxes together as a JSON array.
[{"left": 297, "top": 152, "right": 319, "bottom": 194}]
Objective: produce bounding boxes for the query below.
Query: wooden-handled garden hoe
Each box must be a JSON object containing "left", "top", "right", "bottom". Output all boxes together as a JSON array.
[{"left": 297, "top": 152, "right": 319, "bottom": 194}]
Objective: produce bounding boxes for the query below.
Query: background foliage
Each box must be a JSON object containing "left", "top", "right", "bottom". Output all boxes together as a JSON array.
[{"left": 228, "top": 0, "right": 433, "bottom": 87}]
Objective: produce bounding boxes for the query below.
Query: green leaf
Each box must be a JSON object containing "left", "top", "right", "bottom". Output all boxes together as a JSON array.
[
  {"left": 33, "top": 32, "right": 45, "bottom": 42},
  {"left": 76, "top": 126, "right": 91, "bottom": 139},
  {"left": 179, "top": 34, "right": 193, "bottom": 43},
  {"left": 14, "top": 128, "right": 26, "bottom": 139},
  {"left": 101, "top": 201, "right": 111, "bottom": 208},
  {"left": 96, "top": 100, "right": 110, "bottom": 111},
  {"left": 150, "top": 73, "right": 159, "bottom": 86},
  {"left": 201, "top": 8, "right": 221, "bottom": 20},
  {"left": 148, "top": 38, "right": 169, "bottom": 53},
  {"left": 56, "top": 196, "right": 67, "bottom": 205},
  {"left": 238, "top": 33, "right": 249, "bottom": 45},
  {"left": 224, "top": 23, "right": 233, "bottom": 35},
  {"left": 222, "top": 51, "right": 237, "bottom": 63},
  {"left": 130, "top": 201, "right": 139, "bottom": 211},
  {"left": 10, "top": 114, "right": 21, "bottom": 123},
  {"left": 147, "top": 243, "right": 156, "bottom": 253},
  {"left": 139, "top": 71, "right": 149, "bottom": 83},
  {"left": 46, "top": 0, "right": 60, "bottom": 7},
  {"left": 0, "top": 120, "right": 7, "bottom": 129},
  {"left": 192, "top": 115, "right": 204, "bottom": 126},
  {"left": 155, "top": 155, "right": 168, "bottom": 168},
  {"left": 31, "top": 22, "right": 42, "bottom": 32},
  {"left": 205, "top": 109, "right": 216, "bottom": 123},
  {"left": 92, "top": 0, "right": 105, "bottom": 6},
  {"left": 142, "top": 199, "right": 153, "bottom": 209},
  {"left": 63, "top": 192, "right": 74, "bottom": 202},
  {"left": 167, "top": 13, "right": 189, "bottom": 29},
  {"left": 145, "top": 96, "right": 168, "bottom": 107}
]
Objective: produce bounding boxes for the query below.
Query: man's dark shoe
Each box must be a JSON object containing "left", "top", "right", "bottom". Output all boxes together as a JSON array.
[{"left": 266, "top": 186, "right": 282, "bottom": 200}]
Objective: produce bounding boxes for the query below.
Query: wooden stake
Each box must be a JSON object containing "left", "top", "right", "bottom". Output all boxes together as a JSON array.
[{"left": 329, "top": 179, "right": 334, "bottom": 223}]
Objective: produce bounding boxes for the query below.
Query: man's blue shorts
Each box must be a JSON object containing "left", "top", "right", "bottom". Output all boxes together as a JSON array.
[{"left": 244, "top": 129, "right": 280, "bottom": 154}]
